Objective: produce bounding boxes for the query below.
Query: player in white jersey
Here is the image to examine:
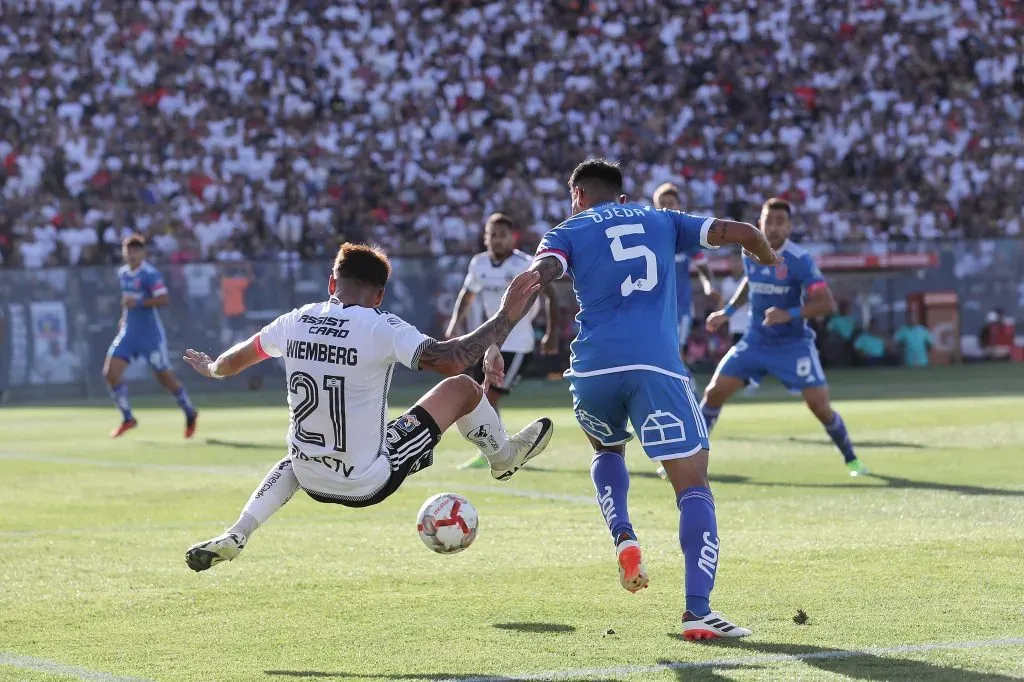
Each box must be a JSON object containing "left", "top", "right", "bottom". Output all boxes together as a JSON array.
[
  {"left": 445, "top": 213, "right": 560, "bottom": 469},
  {"left": 181, "top": 244, "right": 554, "bottom": 572}
]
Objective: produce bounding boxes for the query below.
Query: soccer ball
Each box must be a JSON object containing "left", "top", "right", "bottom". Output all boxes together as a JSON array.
[{"left": 416, "top": 493, "right": 478, "bottom": 554}]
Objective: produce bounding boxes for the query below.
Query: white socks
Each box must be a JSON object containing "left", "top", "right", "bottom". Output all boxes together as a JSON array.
[
  {"left": 456, "top": 395, "right": 510, "bottom": 464},
  {"left": 228, "top": 458, "right": 300, "bottom": 538}
]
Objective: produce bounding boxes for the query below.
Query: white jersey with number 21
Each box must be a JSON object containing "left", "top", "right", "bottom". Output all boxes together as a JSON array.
[{"left": 256, "top": 299, "right": 431, "bottom": 499}]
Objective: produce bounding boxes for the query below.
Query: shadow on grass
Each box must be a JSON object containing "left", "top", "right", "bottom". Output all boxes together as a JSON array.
[
  {"left": 723, "top": 435, "right": 933, "bottom": 450},
  {"left": 493, "top": 622, "right": 575, "bottom": 634},
  {"left": 723, "top": 472, "right": 1023, "bottom": 498},
  {"left": 265, "top": 673, "right": 479, "bottom": 681},
  {"left": 564, "top": 468, "right": 1024, "bottom": 498},
  {"left": 660, "top": 637, "right": 1023, "bottom": 681},
  {"left": 204, "top": 438, "right": 279, "bottom": 450}
]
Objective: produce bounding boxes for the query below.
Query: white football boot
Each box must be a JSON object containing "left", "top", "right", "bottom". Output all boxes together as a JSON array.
[
  {"left": 185, "top": 532, "right": 247, "bottom": 572},
  {"left": 490, "top": 418, "right": 554, "bottom": 480},
  {"left": 682, "top": 611, "right": 753, "bottom": 640}
]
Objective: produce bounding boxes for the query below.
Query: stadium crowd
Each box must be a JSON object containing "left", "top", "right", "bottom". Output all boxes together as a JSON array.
[{"left": 1, "top": 0, "right": 1021, "bottom": 269}]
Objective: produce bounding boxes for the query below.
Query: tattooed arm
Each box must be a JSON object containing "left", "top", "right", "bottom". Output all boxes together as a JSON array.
[
  {"left": 478, "top": 255, "right": 564, "bottom": 385},
  {"left": 516, "top": 255, "right": 563, "bottom": 325},
  {"left": 705, "top": 219, "right": 777, "bottom": 265},
  {"left": 418, "top": 270, "right": 543, "bottom": 376}
]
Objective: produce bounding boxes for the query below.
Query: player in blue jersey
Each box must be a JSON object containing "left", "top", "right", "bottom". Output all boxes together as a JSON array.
[
  {"left": 490, "top": 159, "right": 776, "bottom": 639},
  {"left": 653, "top": 183, "right": 719, "bottom": 363},
  {"left": 652, "top": 183, "right": 719, "bottom": 482},
  {"left": 702, "top": 198, "right": 866, "bottom": 476},
  {"left": 103, "top": 234, "right": 198, "bottom": 438}
]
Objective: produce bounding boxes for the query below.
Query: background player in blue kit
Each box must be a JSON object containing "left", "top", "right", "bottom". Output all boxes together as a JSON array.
[
  {"left": 104, "top": 234, "right": 198, "bottom": 438},
  {"left": 702, "top": 198, "right": 866, "bottom": 476},
  {"left": 652, "top": 183, "right": 719, "bottom": 367},
  {"left": 504, "top": 159, "right": 776, "bottom": 640}
]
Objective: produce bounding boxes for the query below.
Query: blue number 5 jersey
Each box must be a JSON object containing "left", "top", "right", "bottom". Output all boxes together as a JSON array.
[
  {"left": 535, "top": 202, "right": 716, "bottom": 378},
  {"left": 744, "top": 240, "right": 826, "bottom": 343}
]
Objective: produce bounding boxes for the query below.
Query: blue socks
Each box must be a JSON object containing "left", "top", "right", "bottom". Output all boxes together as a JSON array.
[
  {"left": 678, "top": 486, "right": 719, "bottom": 618},
  {"left": 591, "top": 450, "right": 635, "bottom": 542},
  {"left": 825, "top": 411, "right": 856, "bottom": 463},
  {"left": 173, "top": 386, "right": 196, "bottom": 417},
  {"left": 109, "top": 383, "right": 133, "bottom": 422},
  {"left": 699, "top": 399, "right": 722, "bottom": 434}
]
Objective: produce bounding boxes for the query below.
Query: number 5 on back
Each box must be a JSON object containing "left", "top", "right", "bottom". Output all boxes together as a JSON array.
[{"left": 605, "top": 223, "right": 658, "bottom": 297}]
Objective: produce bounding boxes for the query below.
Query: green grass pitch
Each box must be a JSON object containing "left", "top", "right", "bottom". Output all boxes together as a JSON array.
[{"left": 1, "top": 364, "right": 1023, "bottom": 681}]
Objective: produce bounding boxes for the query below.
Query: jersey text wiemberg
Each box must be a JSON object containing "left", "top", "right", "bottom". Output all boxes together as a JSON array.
[{"left": 285, "top": 339, "right": 358, "bottom": 365}]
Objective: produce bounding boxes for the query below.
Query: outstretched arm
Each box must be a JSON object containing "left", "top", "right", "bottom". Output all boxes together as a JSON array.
[
  {"left": 517, "top": 256, "right": 564, "bottom": 324},
  {"left": 705, "top": 219, "right": 776, "bottom": 265},
  {"left": 418, "top": 270, "right": 542, "bottom": 376},
  {"left": 480, "top": 256, "right": 564, "bottom": 384},
  {"left": 184, "top": 333, "right": 268, "bottom": 379}
]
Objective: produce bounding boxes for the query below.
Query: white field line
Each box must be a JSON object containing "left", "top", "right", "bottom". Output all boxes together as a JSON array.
[
  {"left": 440, "top": 637, "right": 1024, "bottom": 682},
  {"left": 0, "top": 651, "right": 151, "bottom": 682}
]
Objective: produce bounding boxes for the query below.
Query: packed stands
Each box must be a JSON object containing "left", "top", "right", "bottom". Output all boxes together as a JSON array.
[{"left": 1, "top": 0, "right": 1021, "bottom": 268}]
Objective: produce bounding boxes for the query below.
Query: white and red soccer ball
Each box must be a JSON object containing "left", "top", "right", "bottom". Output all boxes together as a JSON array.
[{"left": 417, "top": 493, "right": 478, "bottom": 554}]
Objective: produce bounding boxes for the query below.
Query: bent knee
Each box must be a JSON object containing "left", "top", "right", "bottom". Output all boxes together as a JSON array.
[{"left": 447, "top": 374, "right": 483, "bottom": 399}]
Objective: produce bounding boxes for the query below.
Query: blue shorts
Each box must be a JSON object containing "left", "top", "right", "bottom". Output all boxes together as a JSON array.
[
  {"left": 108, "top": 330, "right": 170, "bottom": 372},
  {"left": 713, "top": 334, "right": 826, "bottom": 391},
  {"left": 569, "top": 370, "right": 710, "bottom": 461}
]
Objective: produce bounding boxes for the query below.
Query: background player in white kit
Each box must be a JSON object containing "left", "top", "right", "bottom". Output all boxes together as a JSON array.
[
  {"left": 445, "top": 213, "right": 560, "bottom": 469},
  {"left": 181, "top": 244, "right": 553, "bottom": 571}
]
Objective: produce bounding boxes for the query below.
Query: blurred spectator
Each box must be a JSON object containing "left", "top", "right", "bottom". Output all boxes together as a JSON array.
[
  {"left": 30, "top": 340, "right": 82, "bottom": 385},
  {"left": 853, "top": 322, "right": 896, "bottom": 366},
  {"left": 826, "top": 301, "right": 858, "bottom": 343},
  {"left": 893, "top": 311, "right": 934, "bottom": 368},
  {"left": 822, "top": 300, "right": 858, "bottom": 366},
  {"left": 220, "top": 262, "right": 253, "bottom": 345},
  {"left": 1, "top": 1, "right": 1022, "bottom": 267},
  {"left": 979, "top": 309, "right": 1017, "bottom": 360}
]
